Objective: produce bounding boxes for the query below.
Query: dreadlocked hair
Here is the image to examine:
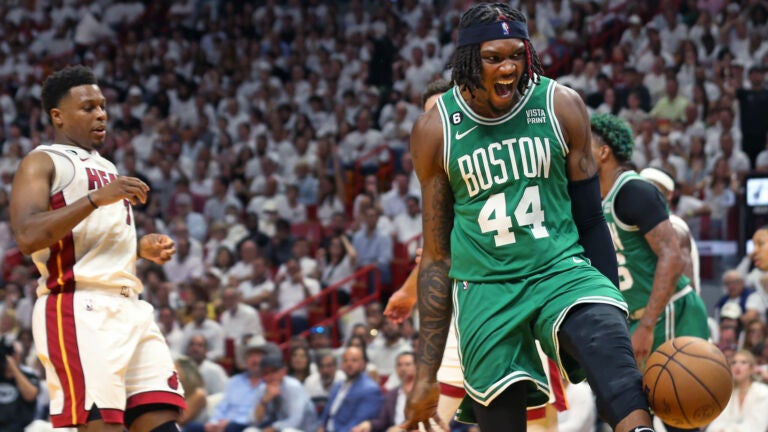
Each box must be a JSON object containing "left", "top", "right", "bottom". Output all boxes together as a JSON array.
[
  {"left": 450, "top": 3, "right": 543, "bottom": 97},
  {"left": 590, "top": 114, "right": 634, "bottom": 163}
]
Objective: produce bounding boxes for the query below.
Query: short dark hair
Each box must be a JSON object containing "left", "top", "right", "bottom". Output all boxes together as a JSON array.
[
  {"left": 450, "top": 3, "right": 542, "bottom": 97},
  {"left": 41, "top": 65, "right": 98, "bottom": 118},
  {"left": 422, "top": 78, "right": 452, "bottom": 107}
]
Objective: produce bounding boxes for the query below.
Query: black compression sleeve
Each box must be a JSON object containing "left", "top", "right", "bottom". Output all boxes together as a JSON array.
[
  {"left": 614, "top": 179, "right": 668, "bottom": 235},
  {"left": 568, "top": 175, "right": 619, "bottom": 287}
]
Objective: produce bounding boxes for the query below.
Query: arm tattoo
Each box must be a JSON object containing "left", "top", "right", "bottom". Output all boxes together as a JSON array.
[
  {"left": 640, "top": 226, "right": 684, "bottom": 328},
  {"left": 417, "top": 260, "right": 452, "bottom": 373},
  {"left": 416, "top": 174, "right": 454, "bottom": 374}
]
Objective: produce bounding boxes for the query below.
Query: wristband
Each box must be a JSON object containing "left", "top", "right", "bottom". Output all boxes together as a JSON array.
[{"left": 87, "top": 193, "right": 99, "bottom": 209}]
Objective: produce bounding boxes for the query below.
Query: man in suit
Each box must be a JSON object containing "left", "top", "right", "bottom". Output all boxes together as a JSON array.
[
  {"left": 351, "top": 352, "right": 415, "bottom": 432},
  {"left": 318, "top": 346, "right": 383, "bottom": 432}
]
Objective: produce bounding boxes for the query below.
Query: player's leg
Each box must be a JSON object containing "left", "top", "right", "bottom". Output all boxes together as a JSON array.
[
  {"left": 534, "top": 258, "right": 653, "bottom": 432},
  {"left": 470, "top": 381, "right": 528, "bottom": 430},
  {"left": 454, "top": 280, "right": 550, "bottom": 428},
  {"left": 34, "top": 292, "right": 143, "bottom": 429},
  {"left": 435, "top": 319, "right": 464, "bottom": 425},
  {"left": 558, "top": 303, "right": 653, "bottom": 432},
  {"left": 436, "top": 384, "right": 463, "bottom": 425},
  {"left": 125, "top": 300, "right": 185, "bottom": 432},
  {"left": 126, "top": 404, "right": 181, "bottom": 432}
]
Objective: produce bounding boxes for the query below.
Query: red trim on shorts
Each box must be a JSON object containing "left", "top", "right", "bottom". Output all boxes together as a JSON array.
[
  {"left": 126, "top": 391, "right": 187, "bottom": 410},
  {"left": 47, "top": 292, "right": 88, "bottom": 427},
  {"left": 439, "top": 382, "right": 466, "bottom": 398},
  {"left": 547, "top": 359, "right": 568, "bottom": 412},
  {"left": 46, "top": 192, "right": 76, "bottom": 293},
  {"left": 98, "top": 408, "right": 125, "bottom": 424},
  {"left": 527, "top": 406, "right": 546, "bottom": 420}
]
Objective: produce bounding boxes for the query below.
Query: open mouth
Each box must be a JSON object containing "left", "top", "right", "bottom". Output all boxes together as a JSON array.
[{"left": 494, "top": 80, "right": 515, "bottom": 98}]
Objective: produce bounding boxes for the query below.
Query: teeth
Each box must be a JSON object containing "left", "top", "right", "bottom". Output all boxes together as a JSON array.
[{"left": 497, "top": 80, "right": 514, "bottom": 85}]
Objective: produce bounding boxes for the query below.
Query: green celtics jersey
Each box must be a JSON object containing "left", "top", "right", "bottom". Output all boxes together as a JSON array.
[
  {"left": 436, "top": 76, "right": 584, "bottom": 282},
  {"left": 602, "top": 171, "right": 691, "bottom": 314}
]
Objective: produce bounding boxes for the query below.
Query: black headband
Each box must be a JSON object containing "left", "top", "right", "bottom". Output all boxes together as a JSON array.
[{"left": 457, "top": 21, "right": 529, "bottom": 47}]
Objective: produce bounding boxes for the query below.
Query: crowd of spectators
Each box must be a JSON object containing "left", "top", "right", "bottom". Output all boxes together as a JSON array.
[{"left": 1, "top": 0, "right": 768, "bottom": 431}]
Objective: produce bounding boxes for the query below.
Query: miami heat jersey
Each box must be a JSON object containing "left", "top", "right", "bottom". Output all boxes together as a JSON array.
[{"left": 30, "top": 144, "right": 140, "bottom": 296}]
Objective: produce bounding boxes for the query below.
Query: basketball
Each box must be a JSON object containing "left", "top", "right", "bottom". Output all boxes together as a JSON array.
[{"left": 642, "top": 336, "right": 732, "bottom": 428}]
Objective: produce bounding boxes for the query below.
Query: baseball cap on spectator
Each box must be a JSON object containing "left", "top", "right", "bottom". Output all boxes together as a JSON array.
[
  {"left": 720, "top": 302, "right": 742, "bottom": 321},
  {"left": 128, "top": 86, "right": 142, "bottom": 97},
  {"left": 628, "top": 14, "right": 641, "bottom": 25},
  {"left": 245, "top": 336, "right": 282, "bottom": 357},
  {"left": 260, "top": 354, "right": 285, "bottom": 371}
]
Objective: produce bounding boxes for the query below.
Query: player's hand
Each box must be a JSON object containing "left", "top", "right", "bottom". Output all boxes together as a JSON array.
[
  {"left": 91, "top": 175, "right": 150, "bottom": 207},
  {"left": 414, "top": 247, "right": 423, "bottom": 264},
  {"left": 139, "top": 234, "right": 176, "bottom": 264},
  {"left": 384, "top": 287, "right": 417, "bottom": 324},
  {"left": 400, "top": 380, "right": 448, "bottom": 431},
  {"left": 632, "top": 324, "right": 654, "bottom": 370}
]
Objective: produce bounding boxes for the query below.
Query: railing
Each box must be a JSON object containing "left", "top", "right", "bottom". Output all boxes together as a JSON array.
[
  {"left": 267, "top": 264, "right": 381, "bottom": 350},
  {"left": 391, "top": 233, "right": 422, "bottom": 290}
]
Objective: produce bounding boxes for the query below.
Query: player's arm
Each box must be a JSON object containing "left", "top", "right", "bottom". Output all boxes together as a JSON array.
[
  {"left": 402, "top": 107, "right": 453, "bottom": 430},
  {"left": 673, "top": 224, "right": 695, "bottom": 291},
  {"left": 616, "top": 181, "right": 684, "bottom": 360},
  {"left": 384, "top": 266, "right": 418, "bottom": 323},
  {"left": 555, "top": 84, "right": 619, "bottom": 286},
  {"left": 411, "top": 108, "right": 452, "bottom": 380},
  {"left": 10, "top": 152, "right": 97, "bottom": 255},
  {"left": 11, "top": 152, "right": 150, "bottom": 255}
]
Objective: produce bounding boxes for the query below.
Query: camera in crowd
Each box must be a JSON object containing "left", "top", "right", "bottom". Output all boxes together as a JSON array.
[{"left": 0, "top": 340, "right": 14, "bottom": 371}]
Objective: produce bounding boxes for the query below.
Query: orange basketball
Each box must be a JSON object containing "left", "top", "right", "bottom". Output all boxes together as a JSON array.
[{"left": 642, "top": 336, "right": 732, "bottom": 428}]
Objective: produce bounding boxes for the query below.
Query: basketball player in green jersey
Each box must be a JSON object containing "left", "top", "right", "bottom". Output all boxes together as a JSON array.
[
  {"left": 591, "top": 114, "right": 709, "bottom": 432},
  {"left": 404, "top": 3, "right": 655, "bottom": 432}
]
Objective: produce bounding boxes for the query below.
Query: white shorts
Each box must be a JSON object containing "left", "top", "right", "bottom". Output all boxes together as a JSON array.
[
  {"left": 437, "top": 318, "right": 463, "bottom": 388},
  {"left": 33, "top": 290, "right": 186, "bottom": 427}
]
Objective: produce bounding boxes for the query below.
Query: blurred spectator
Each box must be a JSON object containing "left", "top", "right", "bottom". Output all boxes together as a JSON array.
[
  {"left": 175, "top": 194, "right": 209, "bottom": 241},
  {"left": 157, "top": 305, "right": 186, "bottom": 358},
  {"left": 714, "top": 270, "right": 754, "bottom": 323},
  {"left": 274, "top": 258, "right": 321, "bottom": 336},
  {"left": 319, "top": 346, "right": 383, "bottom": 432},
  {"left": 228, "top": 240, "right": 262, "bottom": 287},
  {"left": 745, "top": 273, "right": 768, "bottom": 325},
  {"left": 189, "top": 339, "right": 277, "bottom": 432},
  {"left": 204, "top": 176, "right": 242, "bottom": 224},
  {"left": 352, "top": 207, "right": 393, "bottom": 287},
  {"left": 183, "top": 301, "right": 225, "bottom": 361},
  {"left": 706, "top": 350, "right": 768, "bottom": 432},
  {"left": 219, "top": 287, "right": 264, "bottom": 372},
  {"left": 244, "top": 354, "right": 318, "bottom": 432},
  {"left": 186, "top": 333, "right": 230, "bottom": 396},
  {"left": 237, "top": 256, "right": 275, "bottom": 312},
  {"left": 701, "top": 157, "right": 737, "bottom": 240},
  {"left": 0, "top": 341, "right": 39, "bottom": 432},
  {"left": 304, "top": 350, "right": 345, "bottom": 416},
  {"left": 737, "top": 65, "right": 768, "bottom": 166},
  {"left": 650, "top": 76, "right": 689, "bottom": 123},
  {"left": 287, "top": 345, "right": 313, "bottom": 385},
  {"left": 351, "top": 351, "right": 416, "bottom": 432},
  {"left": 175, "top": 355, "right": 209, "bottom": 427},
  {"left": 366, "top": 319, "right": 412, "bottom": 391},
  {"left": 317, "top": 235, "right": 358, "bottom": 307}
]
